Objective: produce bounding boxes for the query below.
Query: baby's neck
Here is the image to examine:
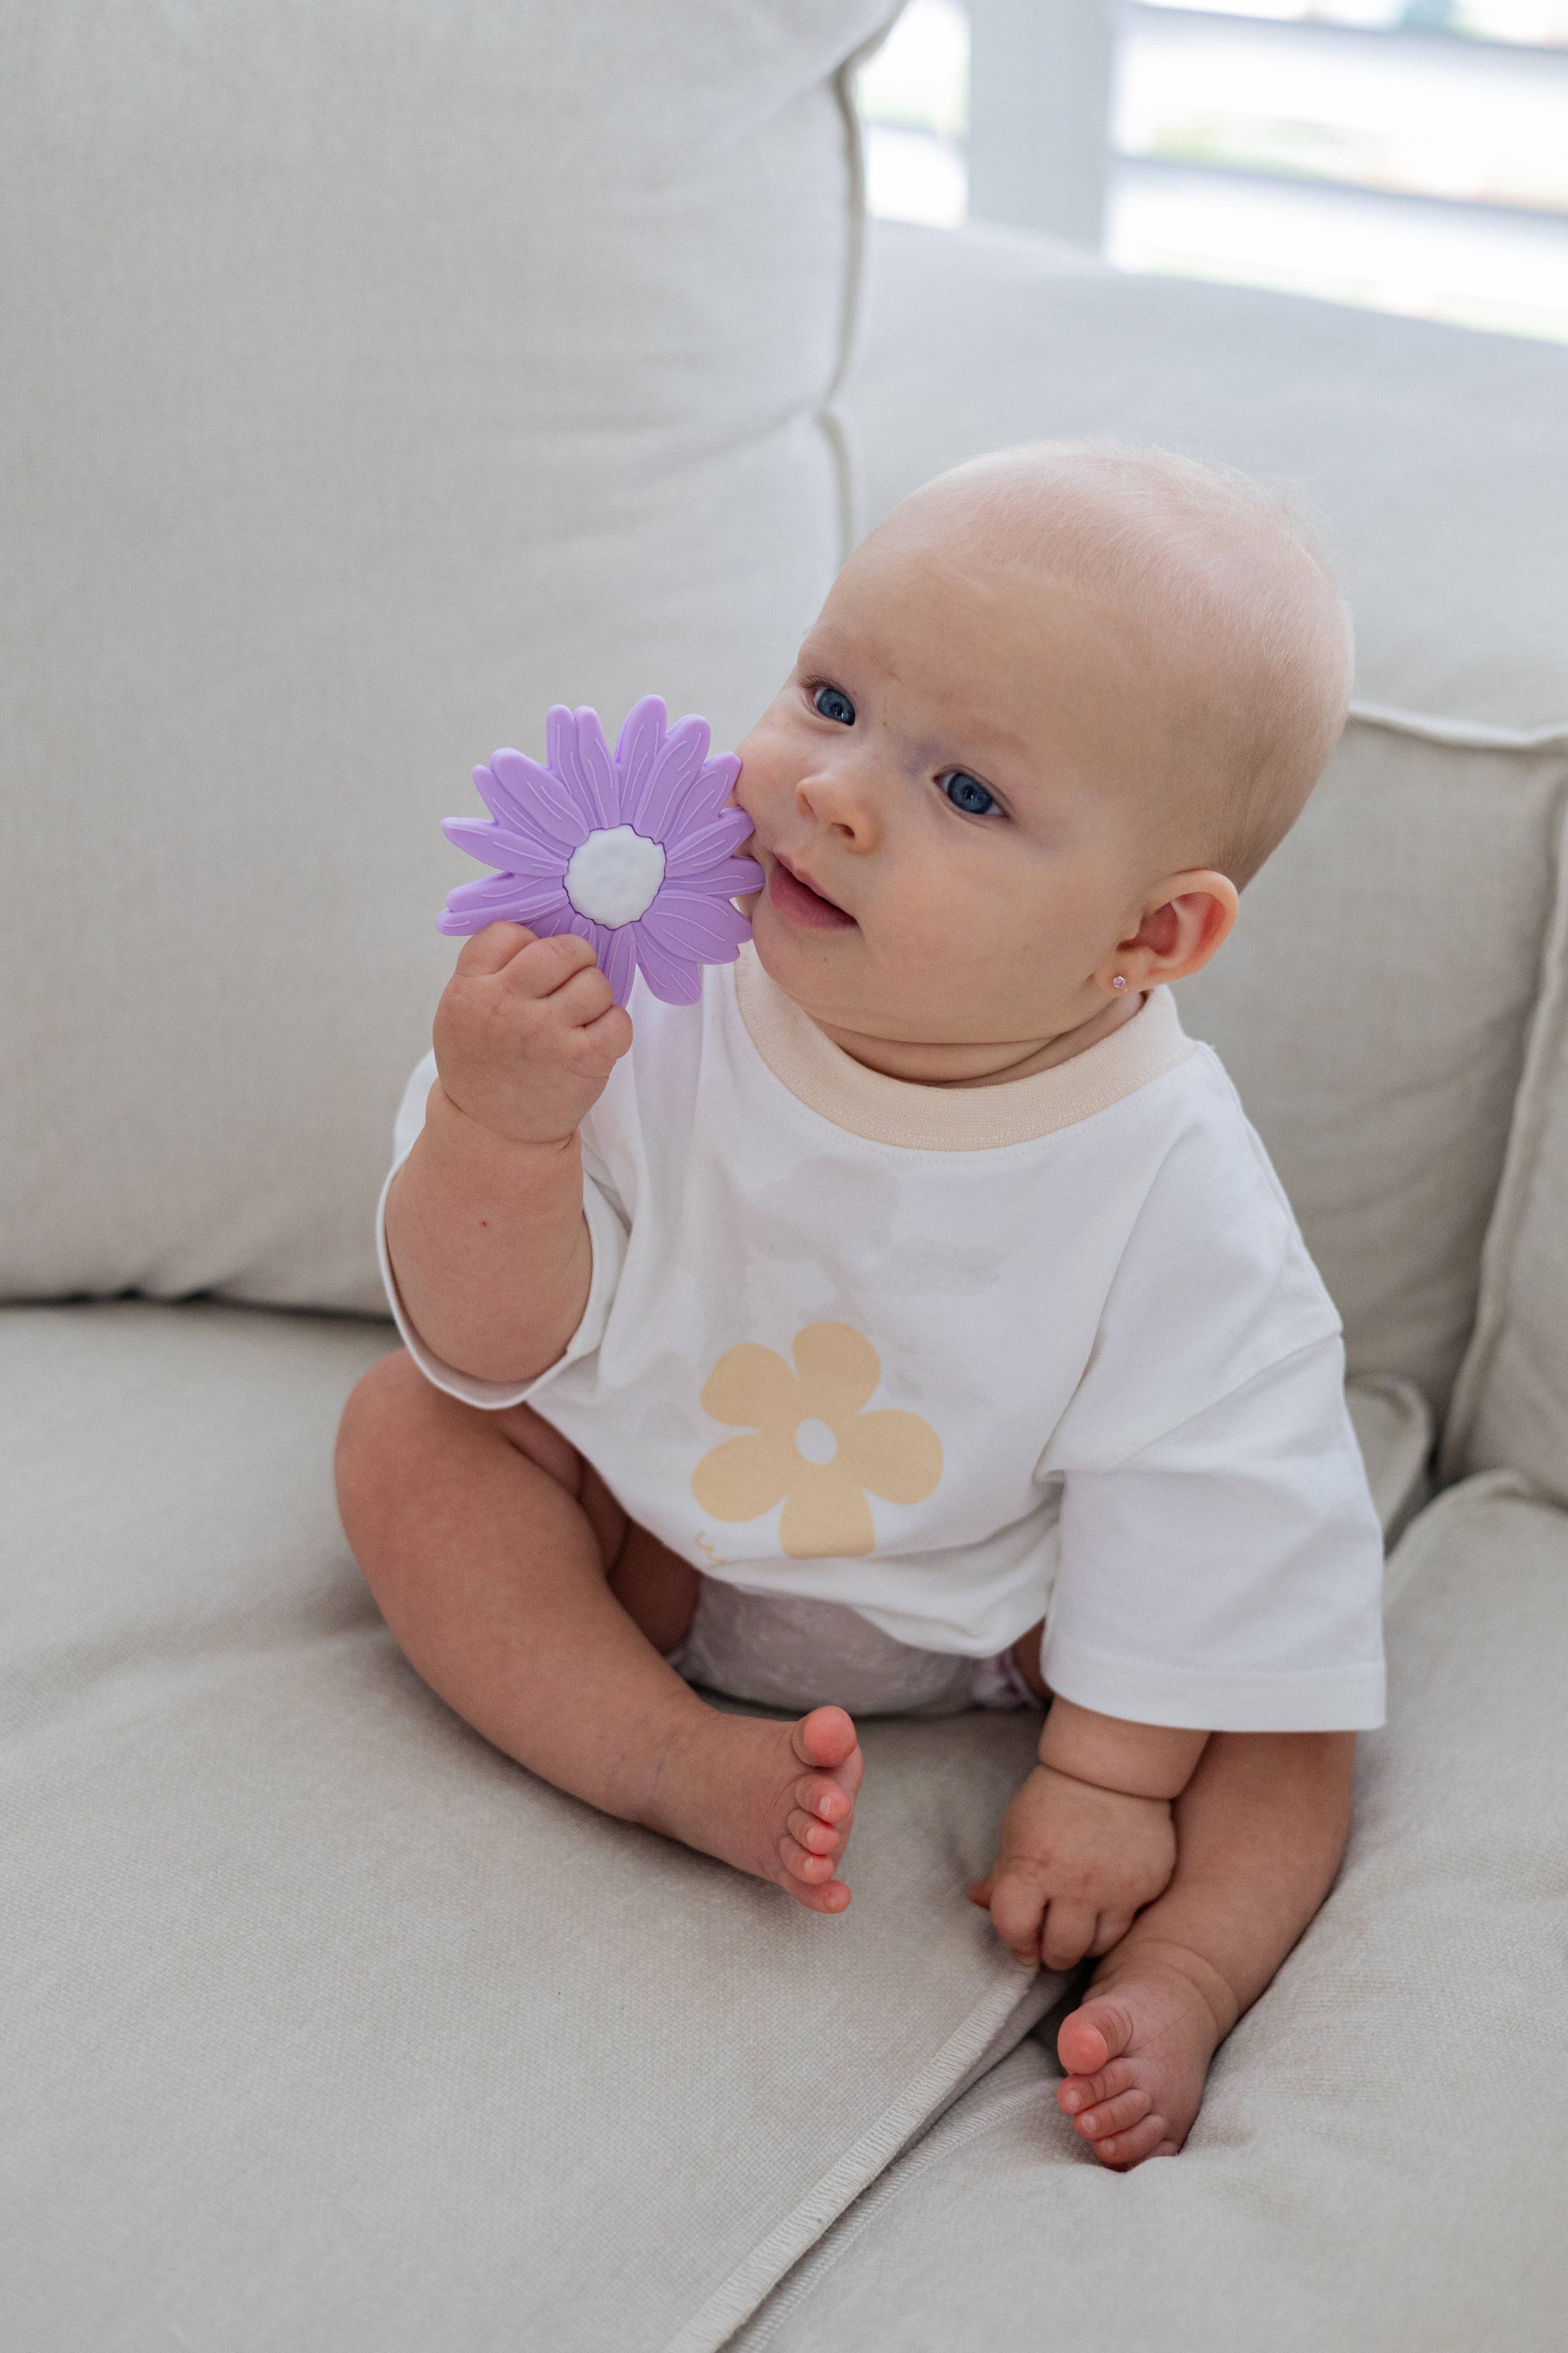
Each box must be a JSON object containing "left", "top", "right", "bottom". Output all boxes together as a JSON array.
[{"left": 807, "top": 988, "right": 1145, "bottom": 1091}]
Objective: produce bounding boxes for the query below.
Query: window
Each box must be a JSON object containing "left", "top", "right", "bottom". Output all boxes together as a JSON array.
[{"left": 855, "top": 0, "right": 1568, "bottom": 341}]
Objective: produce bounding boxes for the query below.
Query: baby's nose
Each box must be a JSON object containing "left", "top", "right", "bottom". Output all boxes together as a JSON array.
[{"left": 796, "top": 765, "right": 879, "bottom": 847}]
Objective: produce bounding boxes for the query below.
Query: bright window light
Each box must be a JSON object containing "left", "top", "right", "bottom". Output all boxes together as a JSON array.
[
  {"left": 856, "top": 0, "right": 970, "bottom": 226},
  {"left": 853, "top": 0, "right": 1568, "bottom": 341}
]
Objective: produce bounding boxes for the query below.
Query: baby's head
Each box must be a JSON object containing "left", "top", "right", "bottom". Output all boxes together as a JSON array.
[{"left": 734, "top": 440, "right": 1353, "bottom": 1080}]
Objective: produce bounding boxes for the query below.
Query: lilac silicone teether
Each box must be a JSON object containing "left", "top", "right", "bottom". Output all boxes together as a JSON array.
[{"left": 439, "top": 698, "right": 763, "bottom": 1008}]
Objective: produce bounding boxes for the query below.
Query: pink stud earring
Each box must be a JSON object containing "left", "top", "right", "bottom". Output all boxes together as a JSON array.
[{"left": 1111, "top": 974, "right": 1128, "bottom": 991}]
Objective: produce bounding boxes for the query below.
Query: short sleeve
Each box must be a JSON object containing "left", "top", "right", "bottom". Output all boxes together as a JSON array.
[
  {"left": 375, "top": 1051, "right": 630, "bottom": 1412},
  {"left": 1040, "top": 1334, "right": 1386, "bottom": 1731}
]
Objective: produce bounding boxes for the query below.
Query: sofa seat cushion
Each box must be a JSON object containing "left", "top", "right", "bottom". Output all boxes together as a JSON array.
[
  {"left": 0, "top": 1301, "right": 1058, "bottom": 2353},
  {"left": 846, "top": 221, "right": 1568, "bottom": 1419},
  {"left": 0, "top": 1304, "right": 1426, "bottom": 2350},
  {"left": 731, "top": 1472, "right": 1568, "bottom": 2352}
]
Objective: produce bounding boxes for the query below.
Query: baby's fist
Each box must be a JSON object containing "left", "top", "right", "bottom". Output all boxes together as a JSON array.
[
  {"left": 432, "top": 921, "right": 633, "bottom": 1150},
  {"left": 968, "top": 1764, "right": 1177, "bottom": 1973}
]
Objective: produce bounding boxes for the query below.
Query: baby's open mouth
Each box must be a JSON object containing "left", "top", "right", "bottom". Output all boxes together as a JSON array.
[{"left": 767, "top": 851, "right": 857, "bottom": 933}]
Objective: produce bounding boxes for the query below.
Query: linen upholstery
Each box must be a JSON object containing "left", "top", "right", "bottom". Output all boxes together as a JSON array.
[
  {"left": 0, "top": 1304, "right": 1422, "bottom": 2352},
  {"left": 1446, "top": 806, "right": 1568, "bottom": 1499},
  {"left": 0, "top": 1302, "right": 1056, "bottom": 2353},
  {"left": 844, "top": 222, "right": 1568, "bottom": 1414},
  {"left": 0, "top": 0, "right": 895, "bottom": 1315},
  {"left": 732, "top": 1476, "right": 1568, "bottom": 2353},
  {"left": 1342, "top": 1374, "right": 1430, "bottom": 1544}
]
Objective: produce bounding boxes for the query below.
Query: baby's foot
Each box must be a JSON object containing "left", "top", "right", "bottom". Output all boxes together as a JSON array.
[
  {"left": 1055, "top": 1944, "right": 1234, "bottom": 2169},
  {"left": 651, "top": 1704, "right": 864, "bottom": 1915}
]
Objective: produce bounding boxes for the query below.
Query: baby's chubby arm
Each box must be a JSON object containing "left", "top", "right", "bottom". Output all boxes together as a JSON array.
[
  {"left": 383, "top": 923, "right": 633, "bottom": 1385},
  {"left": 970, "top": 1700, "right": 1208, "bottom": 1972}
]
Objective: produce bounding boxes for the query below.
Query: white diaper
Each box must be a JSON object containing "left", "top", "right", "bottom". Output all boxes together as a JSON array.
[{"left": 665, "top": 1580, "right": 1041, "bottom": 1718}]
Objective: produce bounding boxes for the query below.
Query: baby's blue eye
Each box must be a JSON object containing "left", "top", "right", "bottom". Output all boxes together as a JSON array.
[
  {"left": 940, "top": 770, "right": 998, "bottom": 817},
  {"left": 813, "top": 685, "right": 855, "bottom": 726}
]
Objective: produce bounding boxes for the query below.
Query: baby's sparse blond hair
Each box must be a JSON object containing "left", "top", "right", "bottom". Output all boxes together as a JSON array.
[{"left": 889, "top": 440, "right": 1354, "bottom": 888}]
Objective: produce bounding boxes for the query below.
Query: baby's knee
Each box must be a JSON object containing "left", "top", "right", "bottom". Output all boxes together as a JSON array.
[{"left": 335, "top": 1350, "right": 444, "bottom": 1531}]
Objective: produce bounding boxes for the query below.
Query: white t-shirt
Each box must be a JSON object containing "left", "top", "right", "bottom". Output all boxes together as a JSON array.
[{"left": 380, "top": 950, "right": 1386, "bottom": 1732}]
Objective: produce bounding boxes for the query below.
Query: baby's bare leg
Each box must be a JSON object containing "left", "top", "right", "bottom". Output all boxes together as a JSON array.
[
  {"left": 335, "top": 1351, "right": 863, "bottom": 1912},
  {"left": 1055, "top": 1728, "right": 1356, "bottom": 2168}
]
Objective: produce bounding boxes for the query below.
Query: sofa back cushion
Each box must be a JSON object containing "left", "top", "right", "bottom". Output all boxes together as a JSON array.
[
  {"left": 1178, "top": 721, "right": 1568, "bottom": 1414},
  {"left": 1444, "top": 797, "right": 1568, "bottom": 1497},
  {"left": 0, "top": 1, "right": 891, "bottom": 1311}
]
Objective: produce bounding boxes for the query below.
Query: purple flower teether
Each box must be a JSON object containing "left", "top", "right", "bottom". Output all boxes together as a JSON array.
[{"left": 439, "top": 698, "right": 763, "bottom": 1008}]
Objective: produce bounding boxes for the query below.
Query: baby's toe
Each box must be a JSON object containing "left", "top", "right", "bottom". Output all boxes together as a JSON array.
[
  {"left": 1057, "top": 2055, "right": 1138, "bottom": 2116},
  {"left": 780, "top": 1831, "right": 837, "bottom": 1883},
  {"left": 792, "top": 1705, "right": 860, "bottom": 1775},
  {"left": 1087, "top": 2113, "right": 1174, "bottom": 2170},
  {"left": 795, "top": 1772, "right": 853, "bottom": 1827},
  {"left": 787, "top": 1805, "right": 843, "bottom": 1857},
  {"left": 1057, "top": 1996, "right": 1134, "bottom": 2080},
  {"left": 1073, "top": 2085, "right": 1152, "bottom": 2143}
]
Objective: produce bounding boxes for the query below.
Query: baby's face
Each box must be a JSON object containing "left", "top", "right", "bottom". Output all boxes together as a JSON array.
[{"left": 733, "top": 519, "right": 1195, "bottom": 1064}]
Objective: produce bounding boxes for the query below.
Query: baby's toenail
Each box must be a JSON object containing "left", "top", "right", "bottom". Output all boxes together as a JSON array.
[{"left": 1063, "top": 2088, "right": 1083, "bottom": 2111}]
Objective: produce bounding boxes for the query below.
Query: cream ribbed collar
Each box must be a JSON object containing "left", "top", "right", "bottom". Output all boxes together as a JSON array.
[{"left": 731, "top": 947, "right": 1194, "bottom": 1151}]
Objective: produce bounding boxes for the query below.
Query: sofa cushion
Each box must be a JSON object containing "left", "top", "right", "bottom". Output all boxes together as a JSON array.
[
  {"left": 1445, "top": 804, "right": 1568, "bottom": 1500},
  {"left": 0, "top": 1304, "right": 1422, "bottom": 2352},
  {"left": 845, "top": 221, "right": 1568, "bottom": 1416},
  {"left": 0, "top": 1, "right": 894, "bottom": 1315},
  {"left": 0, "top": 1302, "right": 1056, "bottom": 2353},
  {"left": 730, "top": 1472, "right": 1568, "bottom": 2352}
]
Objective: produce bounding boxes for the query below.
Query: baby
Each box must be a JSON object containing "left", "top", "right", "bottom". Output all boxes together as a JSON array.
[{"left": 336, "top": 442, "right": 1385, "bottom": 2172}]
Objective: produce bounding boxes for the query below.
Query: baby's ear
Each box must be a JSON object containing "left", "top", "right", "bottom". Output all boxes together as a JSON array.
[{"left": 1112, "top": 871, "right": 1238, "bottom": 991}]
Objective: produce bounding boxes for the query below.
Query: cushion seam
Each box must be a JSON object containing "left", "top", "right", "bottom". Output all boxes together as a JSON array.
[{"left": 1441, "top": 782, "right": 1568, "bottom": 1481}]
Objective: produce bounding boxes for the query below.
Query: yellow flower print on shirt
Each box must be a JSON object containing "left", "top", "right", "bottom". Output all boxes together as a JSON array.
[{"left": 691, "top": 1322, "right": 942, "bottom": 1558}]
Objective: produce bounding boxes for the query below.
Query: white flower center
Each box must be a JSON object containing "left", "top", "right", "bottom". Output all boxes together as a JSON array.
[
  {"left": 563, "top": 825, "right": 666, "bottom": 928},
  {"left": 794, "top": 1417, "right": 839, "bottom": 1467}
]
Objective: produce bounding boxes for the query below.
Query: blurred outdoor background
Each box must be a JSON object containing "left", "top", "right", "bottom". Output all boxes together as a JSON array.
[{"left": 857, "top": 0, "right": 1568, "bottom": 341}]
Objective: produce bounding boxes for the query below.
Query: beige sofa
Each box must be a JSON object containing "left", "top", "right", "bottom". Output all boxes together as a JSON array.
[{"left": 4, "top": 8, "right": 1566, "bottom": 2347}]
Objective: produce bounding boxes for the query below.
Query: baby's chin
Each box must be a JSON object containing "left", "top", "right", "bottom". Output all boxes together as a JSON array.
[{"left": 744, "top": 889, "right": 871, "bottom": 1016}]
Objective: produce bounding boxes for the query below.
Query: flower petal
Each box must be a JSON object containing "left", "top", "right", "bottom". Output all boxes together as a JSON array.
[
  {"left": 642, "top": 890, "right": 752, "bottom": 962},
  {"left": 633, "top": 715, "right": 711, "bottom": 841},
  {"left": 539, "top": 708, "right": 614, "bottom": 837},
  {"left": 698, "top": 752, "right": 741, "bottom": 800},
  {"left": 441, "top": 817, "right": 566, "bottom": 878},
  {"left": 443, "top": 869, "right": 566, "bottom": 916},
  {"left": 778, "top": 1466, "right": 876, "bottom": 1559},
  {"left": 560, "top": 909, "right": 616, "bottom": 968},
  {"left": 491, "top": 744, "right": 590, "bottom": 850},
  {"left": 661, "top": 807, "right": 756, "bottom": 879},
  {"left": 628, "top": 920, "right": 703, "bottom": 1005},
  {"left": 438, "top": 884, "right": 565, "bottom": 935},
  {"left": 670, "top": 754, "right": 744, "bottom": 834},
  {"left": 713, "top": 854, "right": 765, "bottom": 898},
  {"left": 599, "top": 923, "right": 638, "bottom": 1007},
  {"left": 659, "top": 853, "right": 762, "bottom": 904},
  {"left": 690, "top": 1427, "right": 798, "bottom": 1523},
  {"left": 562, "top": 705, "right": 620, "bottom": 831},
  {"left": 614, "top": 696, "right": 668, "bottom": 806},
  {"left": 443, "top": 872, "right": 532, "bottom": 907},
  {"left": 699, "top": 1340, "right": 800, "bottom": 1429},
  {"left": 472, "top": 759, "right": 562, "bottom": 838},
  {"left": 523, "top": 896, "right": 588, "bottom": 945},
  {"left": 791, "top": 1322, "right": 883, "bottom": 1420},
  {"left": 836, "top": 1409, "right": 943, "bottom": 1507}
]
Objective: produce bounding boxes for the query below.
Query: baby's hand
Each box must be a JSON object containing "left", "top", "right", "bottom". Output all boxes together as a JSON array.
[
  {"left": 968, "top": 1763, "right": 1177, "bottom": 1972},
  {"left": 432, "top": 922, "right": 633, "bottom": 1151}
]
